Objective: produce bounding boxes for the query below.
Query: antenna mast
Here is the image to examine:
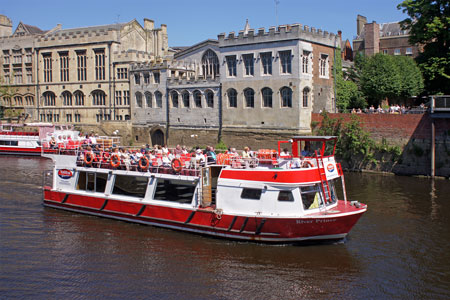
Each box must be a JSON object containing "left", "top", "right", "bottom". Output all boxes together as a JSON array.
[{"left": 275, "top": 0, "right": 280, "bottom": 26}]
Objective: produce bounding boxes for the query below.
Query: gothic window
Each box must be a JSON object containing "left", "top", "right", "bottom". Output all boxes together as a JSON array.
[
  {"left": 117, "top": 68, "right": 128, "bottom": 79},
  {"left": 227, "top": 88, "right": 237, "bottom": 108},
  {"left": 319, "top": 54, "right": 329, "bottom": 77},
  {"left": 262, "top": 87, "right": 273, "bottom": 108},
  {"left": 94, "top": 49, "right": 105, "bottom": 80},
  {"left": 115, "top": 91, "right": 122, "bottom": 106},
  {"left": 260, "top": 52, "right": 272, "bottom": 75},
  {"left": 135, "top": 92, "right": 143, "bottom": 108},
  {"left": 62, "top": 91, "right": 72, "bottom": 106},
  {"left": 145, "top": 92, "right": 152, "bottom": 108},
  {"left": 124, "top": 91, "right": 130, "bottom": 105},
  {"left": 92, "top": 90, "right": 106, "bottom": 106},
  {"left": 25, "top": 95, "right": 34, "bottom": 106},
  {"left": 281, "top": 87, "right": 292, "bottom": 108},
  {"left": 43, "top": 91, "right": 56, "bottom": 106},
  {"left": 59, "top": 52, "right": 69, "bottom": 82},
  {"left": 302, "top": 51, "right": 311, "bottom": 74},
  {"left": 155, "top": 91, "right": 162, "bottom": 108},
  {"left": 205, "top": 90, "right": 214, "bottom": 108},
  {"left": 74, "top": 91, "right": 85, "bottom": 106},
  {"left": 201, "top": 49, "right": 219, "bottom": 77},
  {"left": 280, "top": 50, "right": 292, "bottom": 74},
  {"left": 171, "top": 91, "right": 179, "bottom": 108},
  {"left": 182, "top": 91, "right": 190, "bottom": 108},
  {"left": 243, "top": 54, "right": 254, "bottom": 76},
  {"left": 303, "top": 87, "right": 310, "bottom": 107},
  {"left": 193, "top": 90, "right": 202, "bottom": 108},
  {"left": 43, "top": 53, "right": 52, "bottom": 82},
  {"left": 244, "top": 88, "right": 254, "bottom": 108},
  {"left": 226, "top": 55, "right": 237, "bottom": 77}
]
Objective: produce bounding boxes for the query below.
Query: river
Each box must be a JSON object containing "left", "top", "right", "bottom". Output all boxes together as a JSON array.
[{"left": 0, "top": 156, "right": 449, "bottom": 299}]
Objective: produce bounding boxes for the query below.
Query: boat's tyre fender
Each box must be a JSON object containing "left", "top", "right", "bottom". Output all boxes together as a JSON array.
[
  {"left": 84, "top": 152, "right": 94, "bottom": 166},
  {"left": 171, "top": 158, "right": 182, "bottom": 173},
  {"left": 139, "top": 156, "right": 150, "bottom": 171},
  {"left": 110, "top": 154, "right": 121, "bottom": 168}
]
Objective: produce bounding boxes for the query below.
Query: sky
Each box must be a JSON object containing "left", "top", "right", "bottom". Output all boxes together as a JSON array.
[{"left": 1, "top": 0, "right": 408, "bottom": 47}]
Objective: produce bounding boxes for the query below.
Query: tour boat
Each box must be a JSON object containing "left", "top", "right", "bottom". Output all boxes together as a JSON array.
[
  {"left": 0, "top": 123, "right": 81, "bottom": 156},
  {"left": 42, "top": 136, "right": 367, "bottom": 243}
]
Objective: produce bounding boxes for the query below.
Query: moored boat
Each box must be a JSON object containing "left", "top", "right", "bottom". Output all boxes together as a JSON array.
[{"left": 42, "top": 136, "right": 367, "bottom": 243}]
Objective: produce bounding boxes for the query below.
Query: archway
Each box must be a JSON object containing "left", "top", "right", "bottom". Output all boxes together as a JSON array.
[{"left": 151, "top": 129, "right": 164, "bottom": 146}]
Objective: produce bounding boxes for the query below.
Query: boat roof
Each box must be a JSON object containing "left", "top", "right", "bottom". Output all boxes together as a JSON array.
[{"left": 292, "top": 136, "right": 337, "bottom": 141}]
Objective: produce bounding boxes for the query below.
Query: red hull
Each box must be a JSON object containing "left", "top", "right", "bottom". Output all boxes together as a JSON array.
[
  {"left": 43, "top": 188, "right": 366, "bottom": 243},
  {"left": 0, "top": 146, "right": 42, "bottom": 156}
]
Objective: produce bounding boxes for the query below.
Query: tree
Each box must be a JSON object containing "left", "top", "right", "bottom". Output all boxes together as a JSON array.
[
  {"left": 334, "top": 48, "right": 366, "bottom": 110},
  {"left": 398, "top": 0, "right": 450, "bottom": 94},
  {"left": 360, "top": 53, "right": 403, "bottom": 106},
  {"left": 0, "top": 75, "right": 18, "bottom": 119},
  {"left": 393, "top": 55, "right": 424, "bottom": 100}
]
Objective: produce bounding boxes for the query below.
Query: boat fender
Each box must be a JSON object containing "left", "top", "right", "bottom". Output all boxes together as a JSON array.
[
  {"left": 171, "top": 158, "right": 182, "bottom": 173},
  {"left": 139, "top": 156, "right": 150, "bottom": 171}
]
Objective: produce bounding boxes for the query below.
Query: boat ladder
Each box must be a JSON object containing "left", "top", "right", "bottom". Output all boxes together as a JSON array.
[{"left": 314, "top": 151, "right": 332, "bottom": 208}]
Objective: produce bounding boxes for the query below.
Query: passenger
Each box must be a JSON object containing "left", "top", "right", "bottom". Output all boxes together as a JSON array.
[
  {"left": 279, "top": 148, "right": 290, "bottom": 158},
  {"left": 162, "top": 153, "right": 171, "bottom": 167},
  {"left": 242, "top": 146, "right": 251, "bottom": 159},
  {"left": 205, "top": 146, "right": 217, "bottom": 164},
  {"left": 49, "top": 137, "right": 57, "bottom": 149},
  {"left": 195, "top": 148, "right": 205, "bottom": 165},
  {"left": 174, "top": 144, "right": 183, "bottom": 157},
  {"left": 181, "top": 145, "right": 188, "bottom": 155},
  {"left": 162, "top": 144, "right": 169, "bottom": 155}
]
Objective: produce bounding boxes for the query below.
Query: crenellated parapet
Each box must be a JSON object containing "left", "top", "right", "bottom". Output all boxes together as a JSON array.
[
  {"left": 36, "top": 27, "right": 119, "bottom": 45},
  {"left": 218, "top": 23, "right": 339, "bottom": 47}
]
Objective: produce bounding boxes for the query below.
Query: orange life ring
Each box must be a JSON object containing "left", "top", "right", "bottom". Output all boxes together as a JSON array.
[
  {"left": 303, "top": 160, "right": 313, "bottom": 168},
  {"left": 84, "top": 152, "right": 95, "bottom": 165},
  {"left": 110, "top": 153, "right": 121, "bottom": 168},
  {"left": 139, "top": 156, "right": 150, "bottom": 170},
  {"left": 171, "top": 158, "right": 183, "bottom": 173}
]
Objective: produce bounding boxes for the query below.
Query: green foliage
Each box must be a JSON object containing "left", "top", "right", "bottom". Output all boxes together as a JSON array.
[
  {"left": 398, "top": 0, "right": 450, "bottom": 94},
  {"left": 215, "top": 140, "right": 227, "bottom": 151}
]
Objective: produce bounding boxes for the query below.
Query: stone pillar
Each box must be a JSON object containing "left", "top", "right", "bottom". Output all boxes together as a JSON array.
[
  {"left": 356, "top": 15, "right": 367, "bottom": 36},
  {"left": 364, "top": 22, "right": 380, "bottom": 56}
]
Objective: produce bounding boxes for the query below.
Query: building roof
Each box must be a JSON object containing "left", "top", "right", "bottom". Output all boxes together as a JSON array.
[
  {"left": 355, "top": 21, "right": 410, "bottom": 39},
  {"left": 45, "top": 23, "right": 125, "bottom": 36}
]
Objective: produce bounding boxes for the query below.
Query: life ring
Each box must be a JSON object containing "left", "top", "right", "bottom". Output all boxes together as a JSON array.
[
  {"left": 110, "top": 154, "right": 121, "bottom": 168},
  {"left": 303, "top": 160, "right": 313, "bottom": 168},
  {"left": 84, "top": 152, "right": 95, "bottom": 165},
  {"left": 171, "top": 158, "right": 183, "bottom": 173},
  {"left": 139, "top": 156, "right": 150, "bottom": 171}
]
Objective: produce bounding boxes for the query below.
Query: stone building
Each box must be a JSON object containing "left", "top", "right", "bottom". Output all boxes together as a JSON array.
[
  {"left": 353, "top": 15, "right": 420, "bottom": 58},
  {"left": 130, "top": 23, "right": 340, "bottom": 149},
  {"left": 0, "top": 16, "right": 169, "bottom": 126}
]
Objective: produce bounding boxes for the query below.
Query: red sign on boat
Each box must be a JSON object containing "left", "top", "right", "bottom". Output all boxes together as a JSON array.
[{"left": 58, "top": 169, "right": 73, "bottom": 179}]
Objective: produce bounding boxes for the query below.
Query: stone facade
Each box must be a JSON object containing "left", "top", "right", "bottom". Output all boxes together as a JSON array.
[
  {"left": 0, "top": 17, "right": 168, "bottom": 125},
  {"left": 129, "top": 23, "right": 340, "bottom": 149},
  {"left": 353, "top": 15, "right": 420, "bottom": 58}
]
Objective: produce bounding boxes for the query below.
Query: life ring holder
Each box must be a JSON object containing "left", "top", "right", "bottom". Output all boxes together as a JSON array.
[
  {"left": 139, "top": 156, "right": 150, "bottom": 171},
  {"left": 84, "top": 152, "right": 95, "bottom": 166},
  {"left": 110, "top": 154, "right": 121, "bottom": 168},
  {"left": 171, "top": 158, "right": 183, "bottom": 173}
]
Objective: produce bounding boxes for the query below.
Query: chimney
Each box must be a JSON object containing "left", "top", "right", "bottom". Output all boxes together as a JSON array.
[
  {"left": 357, "top": 15, "right": 367, "bottom": 36},
  {"left": 0, "top": 15, "right": 13, "bottom": 37},
  {"left": 364, "top": 22, "right": 380, "bottom": 56},
  {"left": 144, "top": 18, "right": 154, "bottom": 31}
]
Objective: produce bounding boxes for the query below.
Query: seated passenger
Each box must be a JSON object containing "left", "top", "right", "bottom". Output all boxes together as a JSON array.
[{"left": 279, "top": 148, "right": 290, "bottom": 158}]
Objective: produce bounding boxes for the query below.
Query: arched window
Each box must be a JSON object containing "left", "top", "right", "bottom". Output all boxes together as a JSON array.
[
  {"left": 43, "top": 91, "right": 56, "bottom": 106},
  {"left": 62, "top": 91, "right": 72, "bottom": 106},
  {"left": 14, "top": 96, "right": 23, "bottom": 106},
  {"left": 193, "top": 90, "right": 202, "bottom": 108},
  {"left": 303, "top": 87, "right": 310, "bottom": 107},
  {"left": 155, "top": 91, "right": 162, "bottom": 108},
  {"left": 281, "top": 87, "right": 293, "bottom": 108},
  {"left": 205, "top": 90, "right": 214, "bottom": 108},
  {"left": 244, "top": 88, "right": 254, "bottom": 108},
  {"left": 261, "top": 87, "right": 273, "bottom": 108},
  {"left": 171, "top": 91, "right": 179, "bottom": 108},
  {"left": 25, "top": 95, "right": 34, "bottom": 106},
  {"left": 182, "top": 91, "right": 190, "bottom": 108},
  {"left": 135, "top": 92, "right": 143, "bottom": 108},
  {"left": 145, "top": 92, "right": 152, "bottom": 108},
  {"left": 227, "top": 88, "right": 237, "bottom": 108},
  {"left": 92, "top": 90, "right": 106, "bottom": 106},
  {"left": 74, "top": 91, "right": 85, "bottom": 106},
  {"left": 201, "top": 49, "right": 219, "bottom": 77}
]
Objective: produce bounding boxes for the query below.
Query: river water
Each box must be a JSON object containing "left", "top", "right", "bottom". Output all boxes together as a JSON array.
[{"left": 0, "top": 156, "right": 449, "bottom": 299}]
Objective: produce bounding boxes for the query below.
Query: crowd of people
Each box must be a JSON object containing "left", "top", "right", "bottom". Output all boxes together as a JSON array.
[{"left": 350, "top": 103, "right": 427, "bottom": 115}]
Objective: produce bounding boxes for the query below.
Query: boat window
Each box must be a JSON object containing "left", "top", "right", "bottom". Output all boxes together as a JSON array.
[
  {"left": 241, "top": 188, "right": 262, "bottom": 200},
  {"left": 300, "top": 184, "right": 323, "bottom": 210},
  {"left": 76, "top": 171, "right": 107, "bottom": 193},
  {"left": 278, "top": 190, "right": 294, "bottom": 202},
  {"left": 112, "top": 175, "right": 148, "bottom": 198},
  {"left": 0, "top": 141, "right": 19, "bottom": 146},
  {"left": 153, "top": 178, "right": 196, "bottom": 204}
]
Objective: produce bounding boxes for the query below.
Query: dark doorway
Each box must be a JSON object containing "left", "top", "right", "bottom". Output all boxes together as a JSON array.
[{"left": 151, "top": 129, "right": 164, "bottom": 146}]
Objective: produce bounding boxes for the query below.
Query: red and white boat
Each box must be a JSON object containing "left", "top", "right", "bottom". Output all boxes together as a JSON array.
[
  {"left": 42, "top": 136, "right": 367, "bottom": 243},
  {"left": 0, "top": 123, "right": 81, "bottom": 156}
]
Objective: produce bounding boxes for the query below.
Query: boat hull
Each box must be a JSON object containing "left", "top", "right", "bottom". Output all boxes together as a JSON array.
[{"left": 43, "top": 188, "right": 366, "bottom": 243}]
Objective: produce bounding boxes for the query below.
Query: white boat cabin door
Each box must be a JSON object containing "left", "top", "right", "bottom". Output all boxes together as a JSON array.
[{"left": 200, "top": 166, "right": 222, "bottom": 207}]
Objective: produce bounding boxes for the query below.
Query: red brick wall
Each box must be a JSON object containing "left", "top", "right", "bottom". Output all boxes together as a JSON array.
[{"left": 312, "top": 113, "right": 450, "bottom": 143}]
